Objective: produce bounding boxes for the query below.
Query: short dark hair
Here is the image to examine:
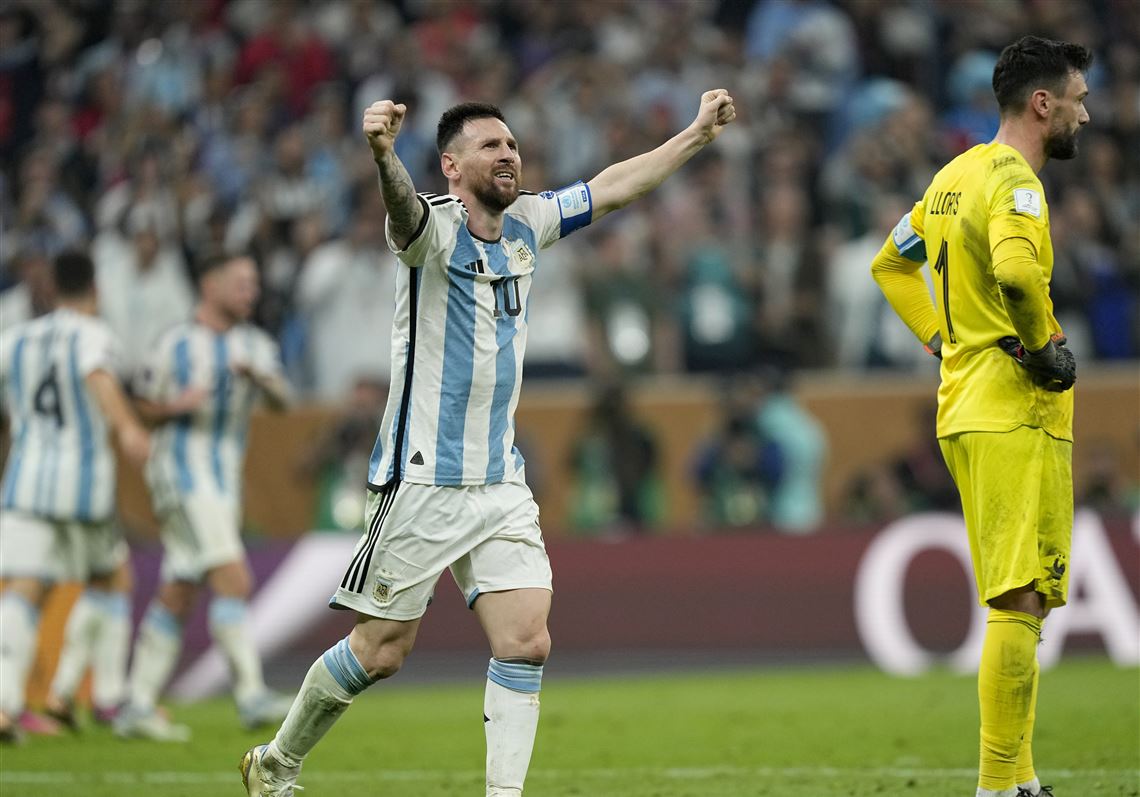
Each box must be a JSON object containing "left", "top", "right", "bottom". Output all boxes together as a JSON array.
[
  {"left": 193, "top": 249, "right": 238, "bottom": 284},
  {"left": 992, "top": 35, "right": 1093, "bottom": 114},
  {"left": 436, "top": 102, "right": 506, "bottom": 154},
  {"left": 53, "top": 250, "right": 95, "bottom": 297}
]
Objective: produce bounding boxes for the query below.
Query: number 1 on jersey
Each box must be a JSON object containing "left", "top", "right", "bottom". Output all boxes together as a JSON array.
[{"left": 932, "top": 240, "right": 957, "bottom": 344}]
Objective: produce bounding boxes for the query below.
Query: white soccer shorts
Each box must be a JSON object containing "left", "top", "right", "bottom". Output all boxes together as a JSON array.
[
  {"left": 0, "top": 510, "right": 127, "bottom": 582},
  {"left": 158, "top": 495, "right": 246, "bottom": 582},
  {"left": 330, "top": 473, "right": 553, "bottom": 621}
]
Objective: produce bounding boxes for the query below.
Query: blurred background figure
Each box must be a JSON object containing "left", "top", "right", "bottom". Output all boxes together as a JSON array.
[
  {"left": 568, "top": 382, "right": 663, "bottom": 536},
  {"left": 296, "top": 374, "right": 388, "bottom": 532}
]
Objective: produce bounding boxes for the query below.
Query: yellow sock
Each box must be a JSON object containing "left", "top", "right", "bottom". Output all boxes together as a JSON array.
[
  {"left": 978, "top": 609, "right": 1042, "bottom": 791},
  {"left": 1015, "top": 656, "right": 1041, "bottom": 786}
]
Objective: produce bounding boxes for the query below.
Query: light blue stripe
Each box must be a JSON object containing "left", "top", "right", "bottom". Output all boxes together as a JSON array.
[
  {"left": 235, "top": 330, "right": 255, "bottom": 455},
  {"left": 69, "top": 331, "right": 96, "bottom": 520},
  {"left": 87, "top": 589, "right": 130, "bottom": 617},
  {"left": 208, "top": 596, "right": 247, "bottom": 625},
  {"left": 487, "top": 657, "right": 543, "bottom": 694},
  {"left": 435, "top": 235, "right": 479, "bottom": 483},
  {"left": 145, "top": 602, "right": 181, "bottom": 637},
  {"left": 2, "top": 592, "right": 41, "bottom": 624},
  {"left": 485, "top": 219, "right": 531, "bottom": 482},
  {"left": 173, "top": 336, "right": 194, "bottom": 493},
  {"left": 466, "top": 588, "right": 480, "bottom": 608},
  {"left": 211, "top": 334, "right": 229, "bottom": 491},
  {"left": 1, "top": 335, "right": 28, "bottom": 507},
  {"left": 33, "top": 326, "right": 56, "bottom": 514},
  {"left": 321, "top": 638, "right": 374, "bottom": 695}
]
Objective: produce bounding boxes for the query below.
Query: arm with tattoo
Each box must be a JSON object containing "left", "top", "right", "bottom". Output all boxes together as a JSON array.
[
  {"left": 363, "top": 100, "right": 425, "bottom": 250},
  {"left": 375, "top": 149, "right": 424, "bottom": 250}
]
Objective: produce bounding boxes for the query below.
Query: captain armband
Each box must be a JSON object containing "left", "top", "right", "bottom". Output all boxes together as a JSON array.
[{"left": 891, "top": 212, "right": 927, "bottom": 262}]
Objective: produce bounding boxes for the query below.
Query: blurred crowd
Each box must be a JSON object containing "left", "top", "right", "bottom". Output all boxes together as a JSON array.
[{"left": 3, "top": 0, "right": 1138, "bottom": 401}]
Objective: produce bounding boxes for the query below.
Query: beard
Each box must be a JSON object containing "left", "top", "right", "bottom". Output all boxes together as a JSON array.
[
  {"left": 1044, "top": 124, "right": 1080, "bottom": 160},
  {"left": 471, "top": 172, "right": 519, "bottom": 212}
]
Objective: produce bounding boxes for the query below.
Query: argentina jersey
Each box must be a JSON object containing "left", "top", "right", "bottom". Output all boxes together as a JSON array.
[
  {"left": 0, "top": 309, "right": 120, "bottom": 522},
  {"left": 368, "top": 182, "right": 593, "bottom": 488},
  {"left": 140, "top": 321, "right": 284, "bottom": 510}
]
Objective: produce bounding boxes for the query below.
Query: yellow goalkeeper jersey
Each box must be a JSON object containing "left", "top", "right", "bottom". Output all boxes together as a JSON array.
[{"left": 875, "top": 142, "right": 1073, "bottom": 441}]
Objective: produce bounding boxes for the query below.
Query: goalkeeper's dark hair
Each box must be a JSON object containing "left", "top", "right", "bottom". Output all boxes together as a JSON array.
[
  {"left": 992, "top": 35, "right": 1093, "bottom": 114},
  {"left": 437, "top": 102, "right": 507, "bottom": 154},
  {"left": 52, "top": 249, "right": 95, "bottom": 297}
]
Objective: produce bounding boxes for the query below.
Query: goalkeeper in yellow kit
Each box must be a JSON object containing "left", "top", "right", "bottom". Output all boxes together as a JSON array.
[{"left": 871, "top": 36, "right": 1091, "bottom": 797}]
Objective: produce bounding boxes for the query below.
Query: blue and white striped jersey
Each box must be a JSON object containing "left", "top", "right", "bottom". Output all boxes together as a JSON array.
[
  {"left": 0, "top": 309, "right": 121, "bottom": 522},
  {"left": 139, "top": 321, "right": 285, "bottom": 510},
  {"left": 368, "top": 183, "right": 593, "bottom": 488}
]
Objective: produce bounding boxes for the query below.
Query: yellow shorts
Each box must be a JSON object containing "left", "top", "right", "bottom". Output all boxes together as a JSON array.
[{"left": 939, "top": 426, "right": 1073, "bottom": 609}]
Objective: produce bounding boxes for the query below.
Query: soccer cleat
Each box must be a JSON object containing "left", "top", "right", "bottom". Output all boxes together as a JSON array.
[
  {"left": 113, "top": 705, "right": 192, "bottom": 742},
  {"left": 240, "top": 744, "right": 303, "bottom": 796},
  {"left": 238, "top": 691, "right": 295, "bottom": 731},
  {"left": 0, "top": 712, "right": 24, "bottom": 745},
  {"left": 18, "top": 711, "right": 62, "bottom": 736},
  {"left": 92, "top": 704, "right": 120, "bottom": 726},
  {"left": 44, "top": 697, "right": 80, "bottom": 732},
  {"left": 1017, "top": 787, "right": 1054, "bottom": 797}
]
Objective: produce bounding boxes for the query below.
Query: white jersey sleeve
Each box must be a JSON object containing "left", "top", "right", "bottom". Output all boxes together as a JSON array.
[
  {"left": 385, "top": 194, "right": 463, "bottom": 267},
  {"left": 75, "top": 321, "right": 122, "bottom": 380},
  {"left": 135, "top": 333, "right": 176, "bottom": 404}
]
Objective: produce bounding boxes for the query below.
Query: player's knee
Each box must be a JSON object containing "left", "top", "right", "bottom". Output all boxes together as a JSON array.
[
  {"left": 988, "top": 584, "right": 1046, "bottom": 618},
  {"left": 206, "top": 560, "right": 252, "bottom": 600},
  {"left": 354, "top": 640, "right": 410, "bottom": 680},
  {"left": 502, "top": 627, "right": 551, "bottom": 664}
]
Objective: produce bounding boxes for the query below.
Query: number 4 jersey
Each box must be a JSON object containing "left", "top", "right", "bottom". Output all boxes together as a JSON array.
[
  {"left": 0, "top": 309, "right": 121, "bottom": 522},
  {"left": 874, "top": 142, "right": 1072, "bottom": 442},
  {"left": 369, "top": 183, "right": 593, "bottom": 489}
]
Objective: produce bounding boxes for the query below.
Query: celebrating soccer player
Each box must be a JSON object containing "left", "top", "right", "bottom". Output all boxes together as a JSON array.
[
  {"left": 0, "top": 250, "right": 151, "bottom": 743},
  {"left": 240, "top": 89, "right": 736, "bottom": 796},
  {"left": 871, "top": 36, "right": 1090, "bottom": 797},
  {"left": 115, "top": 252, "right": 294, "bottom": 741}
]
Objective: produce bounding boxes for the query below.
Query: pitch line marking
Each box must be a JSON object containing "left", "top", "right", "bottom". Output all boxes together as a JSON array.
[{"left": 2, "top": 766, "right": 1137, "bottom": 785}]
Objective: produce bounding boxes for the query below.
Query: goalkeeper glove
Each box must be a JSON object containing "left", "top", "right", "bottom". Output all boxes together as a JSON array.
[
  {"left": 996, "top": 333, "right": 1076, "bottom": 392},
  {"left": 924, "top": 331, "right": 943, "bottom": 360}
]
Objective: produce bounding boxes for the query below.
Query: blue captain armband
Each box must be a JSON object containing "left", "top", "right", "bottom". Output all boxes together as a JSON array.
[
  {"left": 547, "top": 181, "right": 593, "bottom": 238},
  {"left": 891, "top": 212, "right": 927, "bottom": 261}
]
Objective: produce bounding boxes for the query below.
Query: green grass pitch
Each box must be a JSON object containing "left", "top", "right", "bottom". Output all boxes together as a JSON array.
[{"left": 2, "top": 657, "right": 1136, "bottom": 796}]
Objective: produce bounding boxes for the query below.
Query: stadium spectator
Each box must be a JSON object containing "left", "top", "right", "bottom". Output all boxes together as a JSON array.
[
  {"left": 296, "top": 374, "right": 389, "bottom": 532},
  {"left": 92, "top": 202, "right": 194, "bottom": 374},
  {"left": 569, "top": 382, "right": 664, "bottom": 535},
  {"left": 749, "top": 365, "right": 827, "bottom": 533},
  {"left": 294, "top": 187, "right": 394, "bottom": 402},
  {"left": 0, "top": 249, "right": 55, "bottom": 332}
]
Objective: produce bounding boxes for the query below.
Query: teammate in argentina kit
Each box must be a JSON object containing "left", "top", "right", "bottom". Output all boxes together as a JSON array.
[
  {"left": 243, "top": 91, "right": 737, "bottom": 797},
  {"left": 116, "top": 253, "right": 293, "bottom": 742},
  {"left": 0, "top": 250, "right": 150, "bottom": 742}
]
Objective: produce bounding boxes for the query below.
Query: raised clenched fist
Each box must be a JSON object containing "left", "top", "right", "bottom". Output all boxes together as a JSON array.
[{"left": 363, "top": 100, "right": 407, "bottom": 159}]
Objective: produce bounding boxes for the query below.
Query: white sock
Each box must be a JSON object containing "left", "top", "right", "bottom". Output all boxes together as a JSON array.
[
  {"left": 1017, "top": 779, "right": 1042, "bottom": 796},
  {"left": 90, "top": 591, "right": 131, "bottom": 709},
  {"left": 484, "top": 658, "right": 543, "bottom": 797},
  {"left": 0, "top": 594, "right": 38, "bottom": 717},
  {"left": 267, "top": 637, "right": 374, "bottom": 773},
  {"left": 50, "top": 590, "right": 100, "bottom": 701},
  {"left": 208, "top": 597, "right": 265, "bottom": 705},
  {"left": 126, "top": 602, "right": 183, "bottom": 712},
  {"left": 976, "top": 789, "right": 1018, "bottom": 797}
]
